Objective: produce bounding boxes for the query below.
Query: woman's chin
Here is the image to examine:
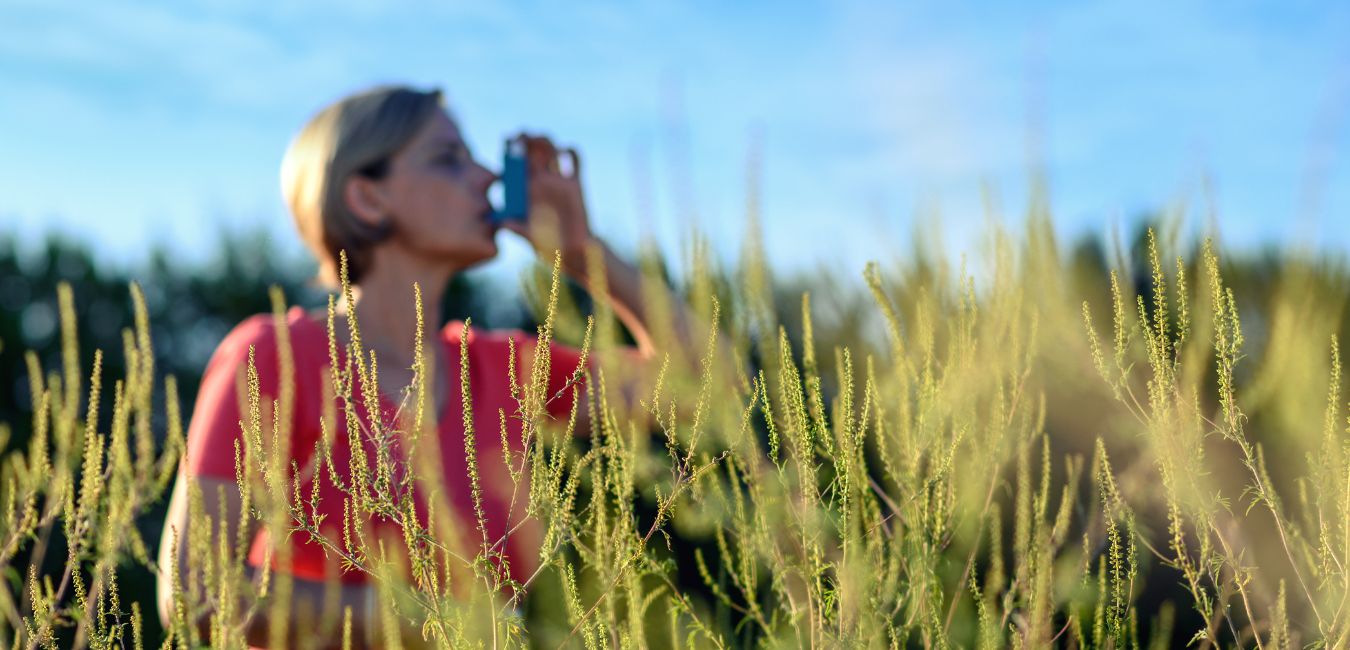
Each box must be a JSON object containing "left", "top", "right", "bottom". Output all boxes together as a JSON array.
[{"left": 461, "top": 241, "right": 499, "bottom": 267}]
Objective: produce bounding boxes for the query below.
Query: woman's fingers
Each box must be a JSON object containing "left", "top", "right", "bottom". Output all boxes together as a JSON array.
[
  {"left": 563, "top": 147, "right": 581, "bottom": 180},
  {"left": 524, "top": 135, "right": 560, "bottom": 174},
  {"left": 510, "top": 131, "right": 579, "bottom": 179},
  {"left": 502, "top": 132, "right": 590, "bottom": 256}
]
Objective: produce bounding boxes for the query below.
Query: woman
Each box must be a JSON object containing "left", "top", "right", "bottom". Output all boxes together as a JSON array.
[{"left": 156, "top": 85, "right": 698, "bottom": 648}]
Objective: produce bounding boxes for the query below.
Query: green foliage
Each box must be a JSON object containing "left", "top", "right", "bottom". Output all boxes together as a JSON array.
[{"left": 3, "top": 214, "right": 1350, "bottom": 648}]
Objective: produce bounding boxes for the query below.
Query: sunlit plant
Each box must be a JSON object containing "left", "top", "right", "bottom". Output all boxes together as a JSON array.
[{"left": 2, "top": 212, "right": 1347, "bottom": 648}]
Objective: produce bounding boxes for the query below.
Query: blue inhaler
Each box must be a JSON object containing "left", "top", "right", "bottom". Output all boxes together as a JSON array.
[{"left": 491, "top": 138, "right": 529, "bottom": 224}]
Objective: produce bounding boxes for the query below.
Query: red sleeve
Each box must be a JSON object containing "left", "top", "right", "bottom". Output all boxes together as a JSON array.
[{"left": 182, "top": 315, "right": 292, "bottom": 480}]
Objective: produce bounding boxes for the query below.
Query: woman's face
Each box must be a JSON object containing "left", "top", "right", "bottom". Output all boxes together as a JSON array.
[{"left": 374, "top": 110, "right": 499, "bottom": 268}]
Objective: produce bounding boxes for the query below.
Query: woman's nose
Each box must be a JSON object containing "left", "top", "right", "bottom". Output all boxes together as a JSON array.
[{"left": 475, "top": 163, "right": 498, "bottom": 193}]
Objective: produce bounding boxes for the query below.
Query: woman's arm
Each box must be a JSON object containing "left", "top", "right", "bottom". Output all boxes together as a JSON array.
[
  {"left": 504, "top": 136, "right": 733, "bottom": 413},
  {"left": 559, "top": 236, "right": 719, "bottom": 371},
  {"left": 156, "top": 475, "right": 378, "bottom": 649}
]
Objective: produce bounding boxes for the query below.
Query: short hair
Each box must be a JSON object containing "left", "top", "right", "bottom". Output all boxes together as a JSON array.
[{"left": 280, "top": 85, "right": 445, "bottom": 287}]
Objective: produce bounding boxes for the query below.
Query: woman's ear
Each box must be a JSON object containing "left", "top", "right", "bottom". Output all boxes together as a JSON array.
[{"left": 342, "top": 174, "right": 392, "bottom": 228}]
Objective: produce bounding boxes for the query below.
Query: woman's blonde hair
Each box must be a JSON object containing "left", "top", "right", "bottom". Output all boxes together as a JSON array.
[{"left": 280, "top": 85, "right": 445, "bottom": 286}]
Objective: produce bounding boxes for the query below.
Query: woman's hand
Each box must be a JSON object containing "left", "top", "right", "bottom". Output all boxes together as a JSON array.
[{"left": 499, "top": 134, "right": 595, "bottom": 267}]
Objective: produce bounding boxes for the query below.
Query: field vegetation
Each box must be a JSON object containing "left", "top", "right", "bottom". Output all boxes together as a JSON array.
[{"left": 1, "top": 205, "right": 1348, "bottom": 647}]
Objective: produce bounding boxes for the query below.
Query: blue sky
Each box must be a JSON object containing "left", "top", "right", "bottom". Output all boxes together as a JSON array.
[{"left": 2, "top": 0, "right": 1348, "bottom": 280}]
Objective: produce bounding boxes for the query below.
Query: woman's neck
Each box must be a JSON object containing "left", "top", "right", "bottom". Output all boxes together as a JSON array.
[{"left": 337, "top": 247, "right": 460, "bottom": 371}]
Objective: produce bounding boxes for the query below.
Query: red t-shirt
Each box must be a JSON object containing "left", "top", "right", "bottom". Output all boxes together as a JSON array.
[{"left": 182, "top": 306, "right": 589, "bottom": 588}]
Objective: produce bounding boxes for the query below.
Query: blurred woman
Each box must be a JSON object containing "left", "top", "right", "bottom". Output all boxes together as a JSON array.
[{"left": 156, "top": 85, "right": 697, "bottom": 648}]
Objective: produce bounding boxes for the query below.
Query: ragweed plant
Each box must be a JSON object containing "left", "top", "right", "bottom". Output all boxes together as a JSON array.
[
  {"left": 3, "top": 215, "right": 1349, "bottom": 648},
  {"left": 2, "top": 284, "right": 183, "bottom": 649},
  {"left": 1082, "top": 229, "right": 1350, "bottom": 647}
]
